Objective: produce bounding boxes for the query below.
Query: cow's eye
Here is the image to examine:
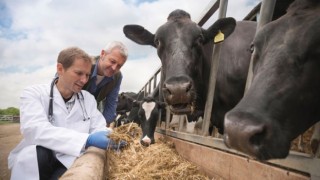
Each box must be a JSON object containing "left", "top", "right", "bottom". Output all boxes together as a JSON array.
[
  {"left": 196, "top": 35, "right": 204, "bottom": 45},
  {"left": 249, "top": 44, "right": 254, "bottom": 53},
  {"left": 154, "top": 38, "right": 160, "bottom": 47}
]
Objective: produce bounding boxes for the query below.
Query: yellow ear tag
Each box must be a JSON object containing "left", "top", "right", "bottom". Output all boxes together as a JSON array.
[{"left": 214, "top": 30, "right": 225, "bottom": 43}]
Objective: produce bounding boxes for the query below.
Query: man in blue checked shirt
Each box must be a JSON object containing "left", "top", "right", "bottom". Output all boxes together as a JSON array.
[{"left": 83, "top": 41, "right": 128, "bottom": 127}]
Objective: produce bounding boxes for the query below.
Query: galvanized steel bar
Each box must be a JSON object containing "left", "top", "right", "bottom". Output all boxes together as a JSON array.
[
  {"left": 197, "top": 0, "right": 220, "bottom": 26},
  {"left": 148, "top": 80, "right": 151, "bottom": 94},
  {"left": 201, "top": 0, "right": 228, "bottom": 136},
  {"left": 245, "top": 0, "right": 277, "bottom": 93},
  {"left": 153, "top": 74, "right": 157, "bottom": 90}
]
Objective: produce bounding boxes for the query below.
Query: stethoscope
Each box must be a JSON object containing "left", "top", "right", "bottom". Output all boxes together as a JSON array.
[{"left": 48, "top": 76, "right": 91, "bottom": 123}]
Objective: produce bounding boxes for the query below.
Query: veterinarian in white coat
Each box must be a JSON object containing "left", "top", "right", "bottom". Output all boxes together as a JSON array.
[{"left": 8, "top": 47, "right": 125, "bottom": 180}]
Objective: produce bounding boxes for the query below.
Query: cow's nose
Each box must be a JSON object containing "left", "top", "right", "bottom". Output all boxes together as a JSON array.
[
  {"left": 162, "top": 76, "right": 193, "bottom": 104},
  {"left": 223, "top": 111, "right": 268, "bottom": 157},
  {"left": 140, "top": 136, "right": 152, "bottom": 146}
]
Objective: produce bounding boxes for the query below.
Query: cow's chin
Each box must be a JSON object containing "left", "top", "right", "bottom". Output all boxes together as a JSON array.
[
  {"left": 169, "top": 104, "right": 194, "bottom": 114},
  {"left": 224, "top": 134, "right": 290, "bottom": 161}
]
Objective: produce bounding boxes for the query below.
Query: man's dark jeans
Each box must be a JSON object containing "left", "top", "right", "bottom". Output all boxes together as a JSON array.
[{"left": 36, "top": 146, "right": 67, "bottom": 180}]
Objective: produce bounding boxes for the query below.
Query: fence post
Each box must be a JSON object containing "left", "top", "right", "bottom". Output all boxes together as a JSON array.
[
  {"left": 244, "top": 0, "right": 276, "bottom": 93},
  {"left": 201, "top": 0, "right": 228, "bottom": 136}
]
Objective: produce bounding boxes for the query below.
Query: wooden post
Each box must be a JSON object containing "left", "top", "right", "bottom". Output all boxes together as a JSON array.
[{"left": 60, "top": 147, "right": 106, "bottom": 180}]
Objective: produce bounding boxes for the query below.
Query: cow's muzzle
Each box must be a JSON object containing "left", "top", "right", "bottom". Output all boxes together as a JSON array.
[
  {"left": 223, "top": 110, "right": 290, "bottom": 160},
  {"left": 162, "top": 76, "right": 195, "bottom": 114}
]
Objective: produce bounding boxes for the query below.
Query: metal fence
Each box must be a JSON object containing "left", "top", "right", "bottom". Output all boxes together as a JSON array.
[{"left": 0, "top": 115, "right": 20, "bottom": 122}]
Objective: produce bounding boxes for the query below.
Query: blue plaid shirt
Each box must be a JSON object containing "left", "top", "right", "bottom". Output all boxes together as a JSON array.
[{"left": 86, "top": 61, "right": 122, "bottom": 123}]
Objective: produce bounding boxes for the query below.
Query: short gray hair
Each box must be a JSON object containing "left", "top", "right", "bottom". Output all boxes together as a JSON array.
[{"left": 104, "top": 41, "right": 128, "bottom": 59}]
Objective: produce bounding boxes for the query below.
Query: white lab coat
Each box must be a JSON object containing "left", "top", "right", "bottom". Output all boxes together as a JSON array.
[{"left": 8, "top": 83, "right": 107, "bottom": 180}]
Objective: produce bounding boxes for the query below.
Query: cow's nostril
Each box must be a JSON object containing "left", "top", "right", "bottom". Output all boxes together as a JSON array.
[
  {"left": 249, "top": 126, "right": 266, "bottom": 147},
  {"left": 163, "top": 83, "right": 167, "bottom": 89},
  {"left": 163, "top": 84, "right": 172, "bottom": 95},
  {"left": 186, "top": 82, "right": 192, "bottom": 92}
]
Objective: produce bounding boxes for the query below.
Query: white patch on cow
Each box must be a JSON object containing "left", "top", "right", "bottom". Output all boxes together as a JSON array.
[
  {"left": 169, "top": 115, "right": 182, "bottom": 128},
  {"left": 116, "top": 114, "right": 121, "bottom": 121},
  {"left": 195, "top": 116, "right": 203, "bottom": 129},
  {"left": 186, "top": 121, "right": 196, "bottom": 133},
  {"left": 142, "top": 101, "right": 156, "bottom": 120},
  {"left": 184, "top": 116, "right": 203, "bottom": 134},
  {"left": 142, "top": 135, "right": 151, "bottom": 144}
]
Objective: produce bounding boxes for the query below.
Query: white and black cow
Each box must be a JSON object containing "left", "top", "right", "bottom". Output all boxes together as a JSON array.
[
  {"left": 224, "top": 0, "right": 320, "bottom": 160},
  {"left": 124, "top": 9, "right": 256, "bottom": 134},
  {"left": 134, "top": 96, "right": 166, "bottom": 146}
]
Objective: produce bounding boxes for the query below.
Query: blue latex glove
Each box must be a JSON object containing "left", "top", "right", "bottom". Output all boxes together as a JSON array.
[{"left": 85, "top": 131, "right": 127, "bottom": 150}]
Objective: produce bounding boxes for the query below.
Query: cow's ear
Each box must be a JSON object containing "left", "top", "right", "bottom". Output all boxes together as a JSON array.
[
  {"left": 123, "top": 25, "right": 156, "bottom": 47},
  {"left": 202, "top": 17, "right": 236, "bottom": 44},
  {"left": 119, "top": 93, "right": 125, "bottom": 99}
]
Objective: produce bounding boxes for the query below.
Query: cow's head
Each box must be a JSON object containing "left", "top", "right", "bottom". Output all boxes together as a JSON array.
[
  {"left": 224, "top": 0, "right": 320, "bottom": 160},
  {"left": 116, "top": 92, "right": 136, "bottom": 114},
  {"left": 133, "top": 96, "right": 166, "bottom": 146},
  {"left": 124, "top": 9, "right": 236, "bottom": 115}
]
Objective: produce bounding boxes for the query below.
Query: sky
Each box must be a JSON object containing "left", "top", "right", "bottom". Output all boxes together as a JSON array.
[{"left": 0, "top": 0, "right": 260, "bottom": 109}]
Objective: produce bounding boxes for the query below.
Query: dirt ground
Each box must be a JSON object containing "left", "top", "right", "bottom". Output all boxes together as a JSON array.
[
  {"left": 0, "top": 123, "right": 315, "bottom": 180},
  {"left": 0, "top": 123, "right": 22, "bottom": 180}
]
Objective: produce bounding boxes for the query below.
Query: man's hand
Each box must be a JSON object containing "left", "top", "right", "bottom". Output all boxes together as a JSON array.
[{"left": 85, "top": 131, "right": 126, "bottom": 150}]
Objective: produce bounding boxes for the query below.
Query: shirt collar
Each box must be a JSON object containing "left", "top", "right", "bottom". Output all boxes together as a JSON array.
[
  {"left": 91, "top": 58, "right": 115, "bottom": 80},
  {"left": 92, "top": 58, "right": 99, "bottom": 77}
]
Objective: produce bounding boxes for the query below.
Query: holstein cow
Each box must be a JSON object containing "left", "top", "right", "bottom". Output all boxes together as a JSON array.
[
  {"left": 124, "top": 9, "right": 256, "bottom": 134},
  {"left": 134, "top": 96, "right": 166, "bottom": 146},
  {"left": 224, "top": 0, "right": 320, "bottom": 160}
]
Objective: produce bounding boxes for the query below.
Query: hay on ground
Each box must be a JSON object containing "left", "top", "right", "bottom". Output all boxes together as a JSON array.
[{"left": 105, "top": 123, "right": 209, "bottom": 180}]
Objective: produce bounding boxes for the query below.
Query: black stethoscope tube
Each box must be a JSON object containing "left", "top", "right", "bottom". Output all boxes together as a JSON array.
[
  {"left": 48, "top": 77, "right": 90, "bottom": 122},
  {"left": 48, "top": 77, "right": 58, "bottom": 122}
]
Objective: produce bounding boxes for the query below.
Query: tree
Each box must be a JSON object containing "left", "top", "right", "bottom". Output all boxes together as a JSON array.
[{"left": 0, "top": 107, "right": 20, "bottom": 115}]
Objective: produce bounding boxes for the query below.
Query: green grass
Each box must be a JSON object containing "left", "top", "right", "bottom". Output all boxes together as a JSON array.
[{"left": 0, "top": 121, "right": 19, "bottom": 125}]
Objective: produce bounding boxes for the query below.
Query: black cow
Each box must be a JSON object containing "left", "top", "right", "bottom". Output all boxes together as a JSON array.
[
  {"left": 115, "top": 91, "right": 145, "bottom": 127},
  {"left": 116, "top": 92, "right": 138, "bottom": 115},
  {"left": 224, "top": 0, "right": 320, "bottom": 160},
  {"left": 124, "top": 9, "right": 256, "bottom": 134},
  {"left": 115, "top": 92, "right": 137, "bottom": 127},
  {"left": 134, "top": 96, "right": 166, "bottom": 146}
]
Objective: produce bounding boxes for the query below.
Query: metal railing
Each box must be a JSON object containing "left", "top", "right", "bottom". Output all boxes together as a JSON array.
[
  {"left": 138, "top": 67, "right": 161, "bottom": 97},
  {"left": 0, "top": 115, "right": 20, "bottom": 122},
  {"left": 0, "top": 115, "right": 14, "bottom": 121}
]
